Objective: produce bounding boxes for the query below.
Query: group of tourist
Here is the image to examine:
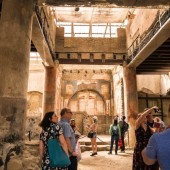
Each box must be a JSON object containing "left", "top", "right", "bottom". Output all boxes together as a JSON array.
[
  {"left": 108, "top": 115, "right": 129, "bottom": 155},
  {"left": 39, "top": 105, "right": 170, "bottom": 170}
]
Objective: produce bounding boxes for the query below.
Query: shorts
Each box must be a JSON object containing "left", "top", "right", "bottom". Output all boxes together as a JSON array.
[{"left": 92, "top": 132, "right": 97, "bottom": 138}]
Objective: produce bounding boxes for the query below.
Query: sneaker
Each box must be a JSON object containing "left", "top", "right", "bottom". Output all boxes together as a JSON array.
[
  {"left": 108, "top": 152, "right": 112, "bottom": 155},
  {"left": 90, "top": 152, "right": 97, "bottom": 156}
]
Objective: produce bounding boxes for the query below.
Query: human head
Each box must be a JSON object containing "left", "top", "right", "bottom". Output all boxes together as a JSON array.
[
  {"left": 92, "top": 116, "right": 98, "bottom": 123},
  {"left": 70, "top": 119, "right": 76, "bottom": 128},
  {"left": 121, "top": 115, "right": 126, "bottom": 121},
  {"left": 113, "top": 118, "right": 118, "bottom": 125},
  {"left": 60, "top": 108, "right": 73, "bottom": 121},
  {"left": 70, "top": 119, "right": 75, "bottom": 125},
  {"left": 39, "top": 111, "right": 58, "bottom": 129}
]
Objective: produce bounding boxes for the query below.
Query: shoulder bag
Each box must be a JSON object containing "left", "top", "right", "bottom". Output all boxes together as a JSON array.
[
  {"left": 48, "top": 126, "right": 71, "bottom": 168},
  {"left": 87, "top": 131, "right": 94, "bottom": 138}
]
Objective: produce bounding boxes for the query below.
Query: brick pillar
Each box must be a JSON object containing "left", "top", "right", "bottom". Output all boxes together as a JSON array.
[
  {"left": 43, "top": 66, "right": 56, "bottom": 115},
  {"left": 123, "top": 66, "right": 138, "bottom": 148}
]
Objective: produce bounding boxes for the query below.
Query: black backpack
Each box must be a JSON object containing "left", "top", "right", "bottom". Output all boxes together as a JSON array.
[
  {"left": 111, "top": 125, "right": 118, "bottom": 135},
  {"left": 121, "top": 122, "right": 129, "bottom": 133}
]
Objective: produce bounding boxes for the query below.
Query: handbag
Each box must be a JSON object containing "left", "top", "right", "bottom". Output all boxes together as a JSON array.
[
  {"left": 48, "top": 126, "right": 71, "bottom": 168},
  {"left": 87, "top": 132, "right": 94, "bottom": 138},
  {"left": 118, "top": 139, "right": 123, "bottom": 147}
]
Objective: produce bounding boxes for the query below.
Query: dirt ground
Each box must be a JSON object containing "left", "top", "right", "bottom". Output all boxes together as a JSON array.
[{"left": 78, "top": 150, "right": 133, "bottom": 170}]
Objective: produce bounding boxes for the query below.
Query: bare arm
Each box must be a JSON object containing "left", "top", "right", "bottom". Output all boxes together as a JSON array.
[
  {"left": 65, "top": 137, "right": 78, "bottom": 157},
  {"left": 39, "top": 140, "right": 44, "bottom": 165},
  {"left": 142, "top": 148, "right": 156, "bottom": 165},
  {"left": 59, "top": 134, "right": 69, "bottom": 156},
  {"left": 136, "top": 106, "right": 158, "bottom": 129}
]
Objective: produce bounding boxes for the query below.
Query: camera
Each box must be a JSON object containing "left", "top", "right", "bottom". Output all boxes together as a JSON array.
[
  {"left": 154, "top": 108, "right": 161, "bottom": 113},
  {"left": 153, "top": 122, "right": 161, "bottom": 128}
]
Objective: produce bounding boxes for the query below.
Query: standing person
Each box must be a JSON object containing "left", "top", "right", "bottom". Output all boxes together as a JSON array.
[
  {"left": 70, "top": 119, "right": 76, "bottom": 132},
  {"left": 75, "top": 133, "right": 82, "bottom": 162},
  {"left": 39, "top": 111, "right": 69, "bottom": 170},
  {"left": 108, "top": 118, "right": 121, "bottom": 155},
  {"left": 70, "top": 119, "right": 81, "bottom": 137},
  {"left": 142, "top": 105, "right": 170, "bottom": 170},
  {"left": 146, "top": 108, "right": 166, "bottom": 132},
  {"left": 87, "top": 116, "right": 98, "bottom": 156},
  {"left": 118, "top": 115, "right": 129, "bottom": 152},
  {"left": 59, "top": 108, "right": 78, "bottom": 170},
  {"left": 132, "top": 106, "right": 159, "bottom": 170}
]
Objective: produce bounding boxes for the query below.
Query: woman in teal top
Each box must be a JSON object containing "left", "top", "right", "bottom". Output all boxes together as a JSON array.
[{"left": 108, "top": 118, "right": 121, "bottom": 155}]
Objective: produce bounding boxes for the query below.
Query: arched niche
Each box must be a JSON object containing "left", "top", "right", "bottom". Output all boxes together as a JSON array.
[{"left": 68, "top": 89, "right": 106, "bottom": 115}]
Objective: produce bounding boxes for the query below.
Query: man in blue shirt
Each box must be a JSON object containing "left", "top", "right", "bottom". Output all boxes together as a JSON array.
[
  {"left": 142, "top": 128, "right": 170, "bottom": 170},
  {"left": 59, "top": 108, "right": 78, "bottom": 170}
]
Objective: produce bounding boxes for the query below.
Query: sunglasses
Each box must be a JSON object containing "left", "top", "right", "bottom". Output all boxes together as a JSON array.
[{"left": 67, "top": 111, "right": 72, "bottom": 114}]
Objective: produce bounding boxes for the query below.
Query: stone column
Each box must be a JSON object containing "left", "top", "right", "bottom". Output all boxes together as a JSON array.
[
  {"left": 123, "top": 66, "right": 138, "bottom": 148},
  {"left": 0, "top": 0, "right": 34, "bottom": 140},
  {"left": 43, "top": 66, "right": 56, "bottom": 115},
  {"left": 0, "top": 1, "right": 34, "bottom": 169}
]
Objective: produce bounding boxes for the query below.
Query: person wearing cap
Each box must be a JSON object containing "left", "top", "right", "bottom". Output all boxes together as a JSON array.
[
  {"left": 118, "top": 115, "right": 129, "bottom": 152},
  {"left": 59, "top": 108, "right": 78, "bottom": 170}
]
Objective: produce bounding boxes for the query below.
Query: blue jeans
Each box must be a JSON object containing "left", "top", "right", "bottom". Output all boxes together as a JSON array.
[{"left": 109, "top": 135, "right": 119, "bottom": 154}]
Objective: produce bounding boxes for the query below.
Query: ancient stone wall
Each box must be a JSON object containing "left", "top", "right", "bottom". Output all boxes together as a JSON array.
[
  {"left": 55, "top": 28, "right": 126, "bottom": 54},
  {"left": 25, "top": 92, "right": 43, "bottom": 141}
]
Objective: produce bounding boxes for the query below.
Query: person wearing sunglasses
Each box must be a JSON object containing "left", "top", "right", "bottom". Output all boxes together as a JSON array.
[{"left": 59, "top": 108, "right": 78, "bottom": 170}]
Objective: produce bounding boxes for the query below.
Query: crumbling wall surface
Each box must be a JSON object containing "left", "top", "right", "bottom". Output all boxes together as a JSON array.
[
  {"left": 28, "top": 70, "right": 44, "bottom": 93},
  {"left": 25, "top": 92, "right": 43, "bottom": 141},
  {"left": 137, "top": 75, "right": 161, "bottom": 94},
  {"left": 61, "top": 70, "right": 112, "bottom": 115},
  {"left": 137, "top": 74, "right": 170, "bottom": 95},
  {"left": 126, "top": 9, "right": 160, "bottom": 49}
]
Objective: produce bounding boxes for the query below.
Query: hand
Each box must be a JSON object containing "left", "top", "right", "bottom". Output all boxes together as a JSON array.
[
  {"left": 72, "top": 151, "right": 78, "bottom": 157},
  {"left": 152, "top": 106, "right": 159, "bottom": 110}
]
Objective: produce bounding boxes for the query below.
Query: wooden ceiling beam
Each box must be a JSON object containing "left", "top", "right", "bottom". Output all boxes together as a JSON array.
[{"left": 56, "top": 58, "right": 123, "bottom": 65}]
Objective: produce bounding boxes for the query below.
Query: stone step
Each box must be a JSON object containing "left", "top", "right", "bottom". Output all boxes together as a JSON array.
[
  {"left": 80, "top": 144, "right": 110, "bottom": 152},
  {"left": 79, "top": 141, "right": 110, "bottom": 145}
]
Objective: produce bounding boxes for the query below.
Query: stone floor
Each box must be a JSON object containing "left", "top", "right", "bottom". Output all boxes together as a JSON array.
[
  {"left": 24, "top": 135, "right": 133, "bottom": 170},
  {"left": 78, "top": 135, "right": 133, "bottom": 170},
  {"left": 78, "top": 150, "right": 133, "bottom": 170}
]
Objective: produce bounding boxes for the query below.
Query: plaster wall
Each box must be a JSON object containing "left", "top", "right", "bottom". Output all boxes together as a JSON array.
[
  {"left": 160, "top": 74, "right": 170, "bottom": 95},
  {"left": 126, "top": 9, "right": 160, "bottom": 49},
  {"left": 137, "top": 74, "right": 170, "bottom": 95},
  {"left": 28, "top": 71, "right": 44, "bottom": 93}
]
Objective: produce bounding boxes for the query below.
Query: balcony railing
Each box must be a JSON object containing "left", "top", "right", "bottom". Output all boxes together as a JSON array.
[
  {"left": 34, "top": 5, "right": 55, "bottom": 61},
  {"left": 127, "top": 9, "right": 170, "bottom": 61}
]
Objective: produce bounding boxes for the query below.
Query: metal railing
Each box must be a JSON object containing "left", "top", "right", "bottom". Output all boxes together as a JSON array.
[
  {"left": 127, "top": 9, "right": 170, "bottom": 61},
  {"left": 34, "top": 5, "right": 55, "bottom": 61}
]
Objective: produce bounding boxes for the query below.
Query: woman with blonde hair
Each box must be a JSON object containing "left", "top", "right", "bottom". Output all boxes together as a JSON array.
[{"left": 87, "top": 116, "right": 98, "bottom": 156}]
